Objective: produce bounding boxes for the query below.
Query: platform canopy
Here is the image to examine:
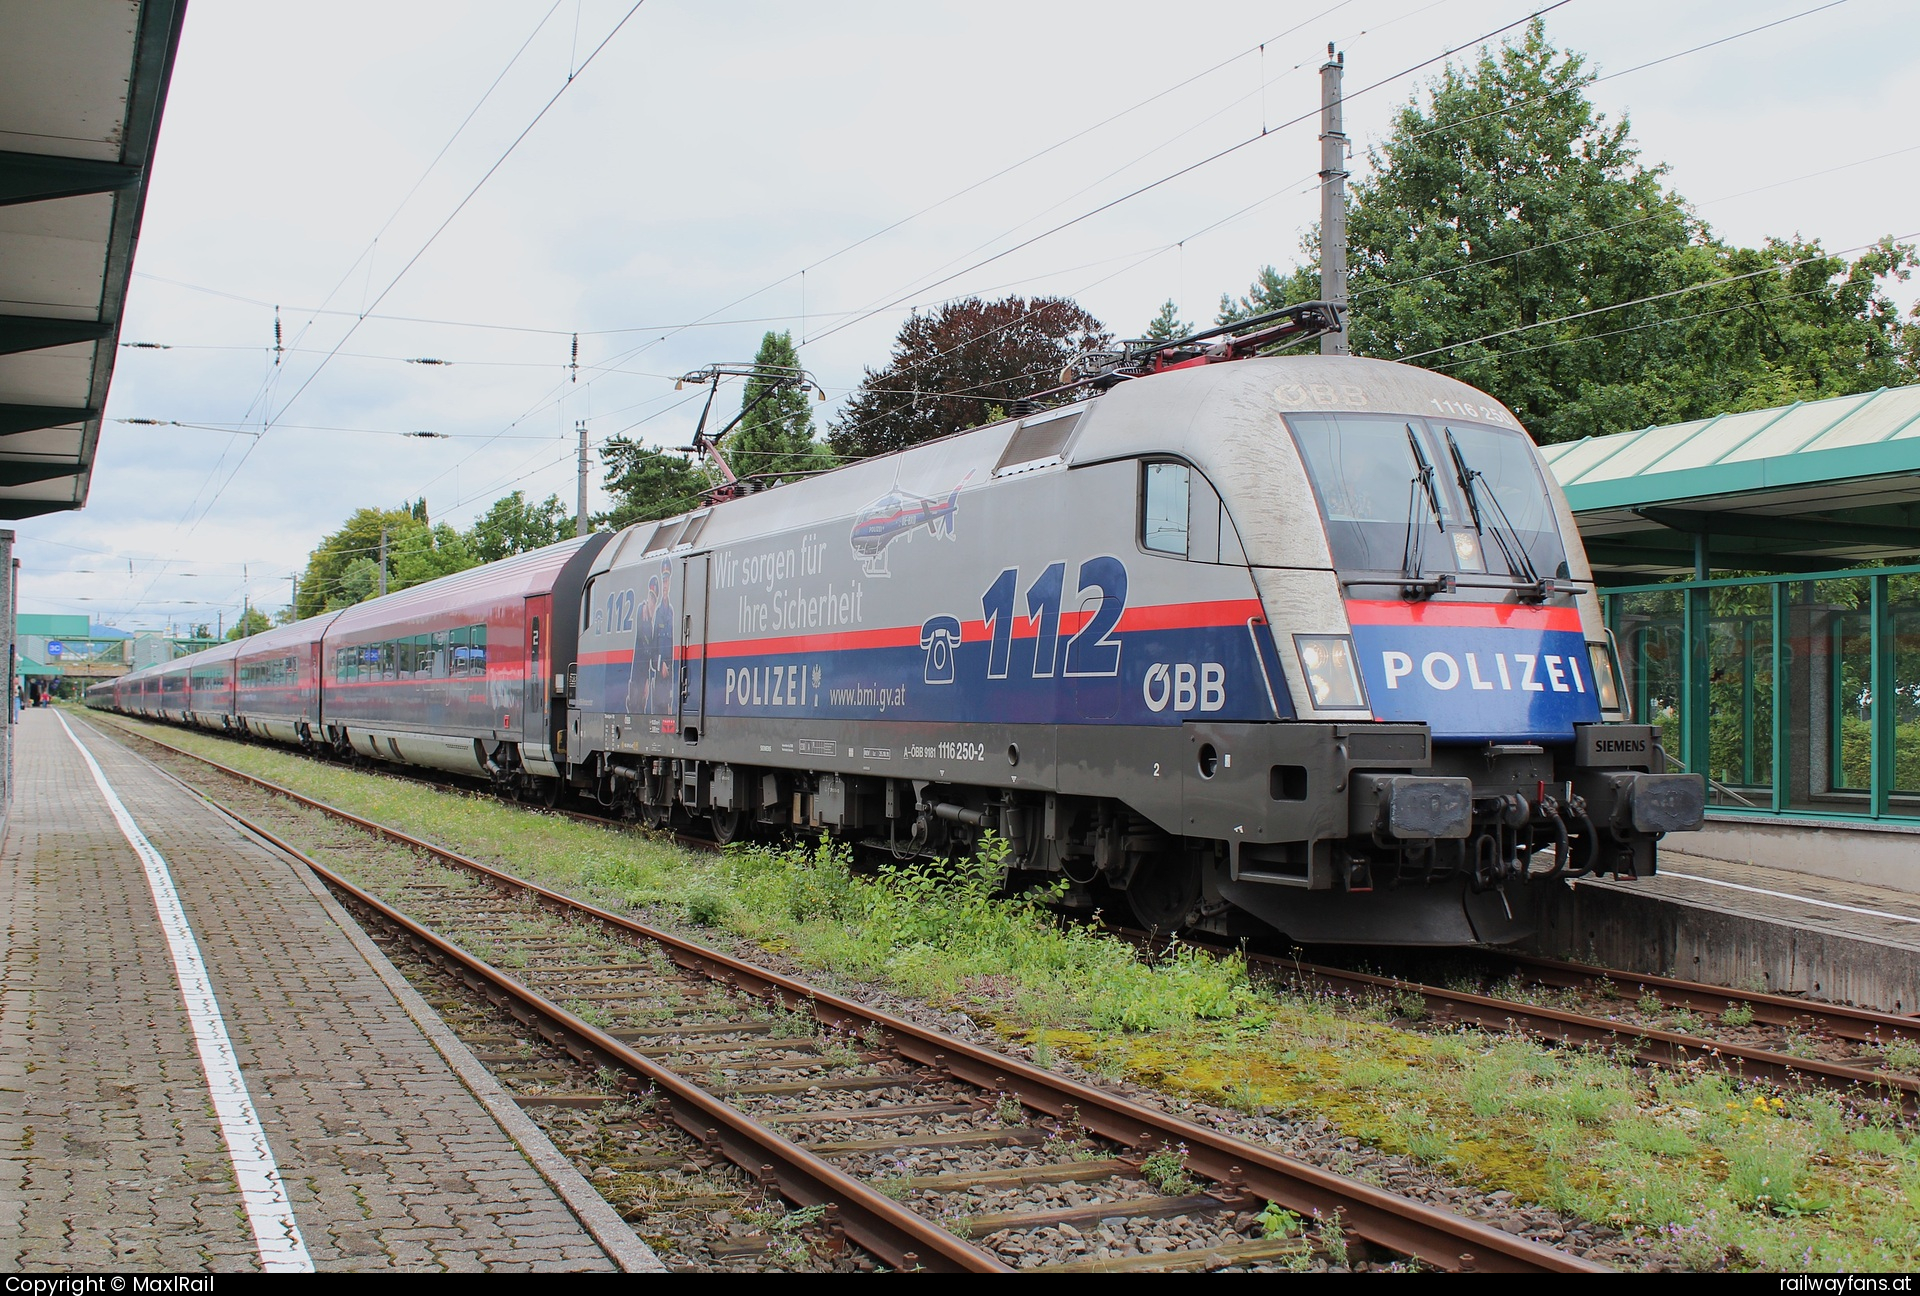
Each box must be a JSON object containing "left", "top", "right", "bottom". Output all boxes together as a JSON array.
[
  {"left": 0, "top": 0, "right": 185, "bottom": 519},
  {"left": 1541, "top": 383, "right": 1920, "bottom": 580}
]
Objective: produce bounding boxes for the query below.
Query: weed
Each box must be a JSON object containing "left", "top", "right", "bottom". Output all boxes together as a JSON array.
[
  {"left": 1031, "top": 1029, "right": 1053, "bottom": 1070},
  {"left": 817, "top": 1037, "right": 860, "bottom": 1068},
  {"left": 860, "top": 1024, "right": 888, "bottom": 1051},
  {"left": 1881, "top": 1037, "right": 1920, "bottom": 1074},
  {"left": 1392, "top": 988, "right": 1429, "bottom": 1021},
  {"left": 1140, "top": 1144, "right": 1196, "bottom": 1196},
  {"left": 1720, "top": 1001, "right": 1756, "bottom": 1028},
  {"left": 741, "top": 1199, "right": 826, "bottom": 1267},
  {"left": 1315, "top": 1209, "right": 1349, "bottom": 1267},
  {"left": 683, "top": 889, "right": 729, "bottom": 926},
  {"left": 1780, "top": 1028, "right": 1822, "bottom": 1060},
  {"left": 1637, "top": 990, "right": 1663, "bottom": 1017},
  {"left": 872, "top": 1174, "right": 910, "bottom": 1201},
  {"left": 1257, "top": 1202, "right": 1304, "bottom": 1238},
  {"left": 993, "top": 1092, "right": 1025, "bottom": 1127}
]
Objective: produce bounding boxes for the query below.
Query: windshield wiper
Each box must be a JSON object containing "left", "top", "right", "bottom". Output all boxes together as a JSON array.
[
  {"left": 1444, "top": 427, "right": 1547, "bottom": 597},
  {"left": 1400, "top": 424, "right": 1451, "bottom": 596}
]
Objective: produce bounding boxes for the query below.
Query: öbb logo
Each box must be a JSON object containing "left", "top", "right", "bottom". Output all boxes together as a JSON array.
[{"left": 1142, "top": 662, "right": 1226, "bottom": 713}]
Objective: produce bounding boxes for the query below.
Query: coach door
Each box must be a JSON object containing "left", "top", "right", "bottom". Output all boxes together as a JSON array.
[
  {"left": 525, "top": 595, "right": 550, "bottom": 746},
  {"left": 677, "top": 553, "right": 709, "bottom": 742}
]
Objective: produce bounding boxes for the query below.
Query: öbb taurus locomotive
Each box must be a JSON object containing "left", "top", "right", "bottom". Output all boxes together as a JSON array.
[{"left": 91, "top": 336, "right": 1704, "bottom": 945}]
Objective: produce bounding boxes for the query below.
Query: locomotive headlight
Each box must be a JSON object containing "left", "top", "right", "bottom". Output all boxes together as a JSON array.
[
  {"left": 1295, "top": 634, "right": 1369, "bottom": 711},
  {"left": 1588, "top": 640, "right": 1625, "bottom": 715}
]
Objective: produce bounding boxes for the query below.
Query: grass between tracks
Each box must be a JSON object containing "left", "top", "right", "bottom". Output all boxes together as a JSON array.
[{"left": 92, "top": 713, "right": 1920, "bottom": 1272}]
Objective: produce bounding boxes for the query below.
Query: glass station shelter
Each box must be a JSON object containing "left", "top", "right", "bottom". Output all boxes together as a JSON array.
[{"left": 1542, "top": 383, "right": 1920, "bottom": 824}]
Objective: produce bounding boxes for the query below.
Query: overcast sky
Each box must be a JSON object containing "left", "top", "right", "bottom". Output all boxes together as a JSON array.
[{"left": 22, "top": 0, "right": 1918, "bottom": 631}]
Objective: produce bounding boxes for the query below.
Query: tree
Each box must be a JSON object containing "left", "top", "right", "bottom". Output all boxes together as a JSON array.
[
  {"left": 189, "top": 622, "right": 212, "bottom": 640},
  {"left": 1143, "top": 299, "right": 1192, "bottom": 342},
  {"left": 828, "top": 296, "right": 1112, "bottom": 460},
  {"left": 1216, "top": 266, "right": 1309, "bottom": 326},
  {"left": 294, "top": 500, "right": 482, "bottom": 617},
  {"left": 727, "top": 331, "right": 833, "bottom": 482},
  {"left": 469, "top": 490, "right": 570, "bottom": 562},
  {"left": 226, "top": 607, "right": 271, "bottom": 640},
  {"left": 1221, "top": 22, "right": 1915, "bottom": 443},
  {"left": 595, "top": 438, "right": 710, "bottom": 531}
]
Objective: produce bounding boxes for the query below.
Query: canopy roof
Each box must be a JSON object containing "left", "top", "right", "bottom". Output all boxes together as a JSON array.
[
  {"left": 1540, "top": 384, "right": 1920, "bottom": 579},
  {"left": 0, "top": 0, "right": 186, "bottom": 518}
]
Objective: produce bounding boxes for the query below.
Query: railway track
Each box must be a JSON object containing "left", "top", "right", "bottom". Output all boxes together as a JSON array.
[
  {"left": 87, "top": 711, "right": 1920, "bottom": 1122},
  {"left": 1257, "top": 952, "right": 1920, "bottom": 1117},
  {"left": 81, "top": 715, "right": 1599, "bottom": 1274}
]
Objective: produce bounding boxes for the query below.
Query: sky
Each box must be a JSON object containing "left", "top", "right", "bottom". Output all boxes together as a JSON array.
[{"left": 22, "top": 0, "right": 1919, "bottom": 632}]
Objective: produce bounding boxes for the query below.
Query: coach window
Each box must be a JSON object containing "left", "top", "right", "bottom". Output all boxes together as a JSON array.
[
  {"left": 470, "top": 623, "right": 488, "bottom": 673},
  {"left": 431, "top": 629, "right": 448, "bottom": 679},
  {"left": 1141, "top": 461, "right": 1190, "bottom": 556},
  {"left": 412, "top": 634, "right": 429, "bottom": 678},
  {"left": 448, "top": 626, "right": 469, "bottom": 676}
]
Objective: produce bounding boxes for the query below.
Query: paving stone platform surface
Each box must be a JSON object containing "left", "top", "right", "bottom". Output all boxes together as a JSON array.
[{"left": 0, "top": 710, "right": 621, "bottom": 1272}]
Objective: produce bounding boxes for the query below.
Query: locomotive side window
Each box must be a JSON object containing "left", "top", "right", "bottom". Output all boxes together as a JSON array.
[{"left": 1141, "top": 462, "right": 1190, "bottom": 556}]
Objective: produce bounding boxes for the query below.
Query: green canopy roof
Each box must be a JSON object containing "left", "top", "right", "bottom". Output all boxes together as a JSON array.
[
  {"left": 16, "top": 656, "right": 60, "bottom": 676},
  {"left": 1540, "top": 384, "right": 1920, "bottom": 578}
]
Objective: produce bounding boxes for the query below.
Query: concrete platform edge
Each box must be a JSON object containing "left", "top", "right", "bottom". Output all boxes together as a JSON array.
[
  {"left": 86, "top": 719, "right": 665, "bottom": 1274},
  {"left": 1524, "top": 877, "right": 1920, "bottom": 1015}
]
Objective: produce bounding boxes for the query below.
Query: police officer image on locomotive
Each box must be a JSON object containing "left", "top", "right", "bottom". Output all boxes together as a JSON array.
[{"left": 95, "top": 303, "right": 1705, "bottom": 947}]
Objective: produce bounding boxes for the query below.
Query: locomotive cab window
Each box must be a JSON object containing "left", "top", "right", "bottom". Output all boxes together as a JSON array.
[
  {"left": 1141, "top": 462, "right": 1190, "bottom": 556},
  {"left": 1285, "top": 412, "right": 1569, "bottom": 581}
]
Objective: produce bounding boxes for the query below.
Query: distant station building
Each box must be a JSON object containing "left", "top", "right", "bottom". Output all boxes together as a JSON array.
[{"left": 1545, "top": 381, "right": 1920, "bottom": 870}]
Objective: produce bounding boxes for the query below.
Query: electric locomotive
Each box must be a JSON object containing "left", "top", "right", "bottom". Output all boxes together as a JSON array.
[
  {"left": 92, "top": 305, "right": 1706, "bottom": 946},
  {"left": 567, "top": 306, "right": 1705, "bottom": 945}
]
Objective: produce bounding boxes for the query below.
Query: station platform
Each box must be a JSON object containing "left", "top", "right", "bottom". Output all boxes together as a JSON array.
[
  {"left": 0, "top": 710, "right": 657, "bottom": 1272},
  {"left": 1529, "top": 841, "right": 1920, "bottom": 1015}
]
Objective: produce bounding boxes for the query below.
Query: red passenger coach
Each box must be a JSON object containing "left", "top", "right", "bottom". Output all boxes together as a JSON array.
[
  {"left": 318, "top": 535, "right": 606, "bottom": 782},
  {"left": 235, "top": 615, "right": 340, "bottom": 746},
  {"left": 186, "top": 639, "right": 240, "bottom": 731}
]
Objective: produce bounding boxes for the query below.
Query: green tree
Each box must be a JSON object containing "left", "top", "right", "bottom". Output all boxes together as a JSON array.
[
  {"left": 828, "top": 296, "right": 1111, "bottom": 460},
  {"left": 467, "top": 490, "right": 570, "bottom": 562},
  {"left": 1219, "top": 22, "right": 1916, "bottom": 442},
  {"left": 226, "top": 607, "right": 272, "bottom": 640},
  {"left": 1216, "top": 266, "right": 1308, "bottom": 327},
  {"left": 1143, "top": 299, "right": 1192, "bottom": 342},
  {"left": 727, "top": 331, "right": 833, "bottom": 482},
  {"left": 387, "top": 522, "right": 477, "bottom": 593},
  {"left": 294, "top": 500, "right": 482, "bottom": 616},
  {"left": 595, "top": 438, "right": 710, "bottom": 530}
]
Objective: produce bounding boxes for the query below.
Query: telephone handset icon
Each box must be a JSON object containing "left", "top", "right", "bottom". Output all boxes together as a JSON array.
[{"left": 920, "top": 615, "right": 961, "bottom": 684}]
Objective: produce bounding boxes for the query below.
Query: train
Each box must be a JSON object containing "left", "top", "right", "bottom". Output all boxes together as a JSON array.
[{"left": 88, "top": 312, "right": 1705, "bottom": 945}]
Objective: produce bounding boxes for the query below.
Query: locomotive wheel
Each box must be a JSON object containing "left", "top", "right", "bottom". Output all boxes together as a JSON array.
[
  {"left": 710, "top": 805, "right": 744, "bottom": 846},
  {"left": 538, "top": 776, "right": 563, "bottom": 809},
  {"left": 641, "top": 799, "right": 672, "bottom": 831},
  {"left": 1125, "top": 853, "right": 1201, "bottom": 933}
]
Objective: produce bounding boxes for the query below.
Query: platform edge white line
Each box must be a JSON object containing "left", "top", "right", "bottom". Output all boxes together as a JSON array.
[
  {"left": 1660, "top": 869, "right": 1920, "bottom": 925},
  {"left": 56, "top": 712, "right": 315, "bottom": 1273}
]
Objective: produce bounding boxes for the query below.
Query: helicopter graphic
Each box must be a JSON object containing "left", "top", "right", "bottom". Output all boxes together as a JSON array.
[{"left": 849, "top": 473, "right": 971, "bottom": 577}]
